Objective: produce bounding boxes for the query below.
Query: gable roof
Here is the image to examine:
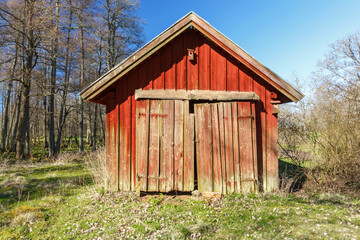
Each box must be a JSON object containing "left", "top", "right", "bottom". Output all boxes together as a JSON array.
[{"left": 80, "top": 12, "right": 303, "bottom": 103}]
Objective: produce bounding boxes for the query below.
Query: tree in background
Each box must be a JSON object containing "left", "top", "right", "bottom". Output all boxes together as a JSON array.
[
  {"left": 278, "top": 32, "right": 360, "bottom": 194},
  {"left": 0, "top": 0, "right": 144, "bottom": 158}
]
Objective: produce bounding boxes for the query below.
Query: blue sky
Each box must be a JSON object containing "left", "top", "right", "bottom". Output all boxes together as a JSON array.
[{"left": 137, "top": 0, "right": 360, "bottom": 88}]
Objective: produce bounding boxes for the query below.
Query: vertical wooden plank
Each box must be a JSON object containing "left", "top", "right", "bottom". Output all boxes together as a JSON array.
[
  {"left": 118, "top": 84, "right": 123, "bottom": 191},
  {"left": 238, "top": 102, "right": 254, "bottom": 193},
  {"left": 266, "top": 91, "right": 279, "bottom": 192},
  {"left": 135, "top": 100, "right": 150, "bottom": 191},
  {"left": 117, "top": 83, "right": 126, "bottom": 191},
  {"left": 227, "top": 60, "right": 239, "bottom": 91},
  {"left": 164, "top": 44, "right": 176, "bottom": 89},
  {"left": 174, "top": 100, "right": 184, "bottom": 191},
  {"left": 105, "top": 96, "right": 118, "bottom": 190},
  {"left": 186, "top": 31, "right": 199, "bottom": 90},
  {"left": 151, "top": 52, "right": 164, "bottom": 89},
  {"left": 253, "top": 79, "right": 265, "bottom": 191},
  {"left": 130, "top": 73, "right": 137, "bottom": 191},
  {"left": 195, "top": 103, "right": 213, "bottom": 192},
  {"left": 138, "top": 61, "right": 152, "bottom": 90},
  {"left": 231, "top": 102, "right": 241, "bottom": 193},
  {"left": 198, "top": 40, "right": 210, "bottom": 90},
  {"left": 251, "top": 102, "right": 258, "bottom": 193},
  {"left": 148, "top": 100, "right": 160, "bottom": 191},
  {"left": 175, "top": 36, "right": 186, "bottom": 90},
  {"left": 239, "top": 69, "right": 250, "bottom": 91},
  {"left": 183, "top": 101, "right": 195, "bottom": 191},
  {"left": 160, "top": 100, "right": 174, "bottom": 192},
  {"left": 210, "top": 48, "right": 226, "bottom": 91},
  {"left": 211, "top": 104, "right": 222, "bottom": 192},
  {"left": 223, "top": 102, "right": 235, "bottom": 193},
  {"left": 118, "top": 81, "right": 132, "bottom": 191},
  {"left": 218, "top": 103, "right": 227, "bottom": 194}
]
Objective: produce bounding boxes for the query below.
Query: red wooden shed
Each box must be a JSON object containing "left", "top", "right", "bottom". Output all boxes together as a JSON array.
[{"left": 80, "top": 12, "right": 303, "bottom": 194}]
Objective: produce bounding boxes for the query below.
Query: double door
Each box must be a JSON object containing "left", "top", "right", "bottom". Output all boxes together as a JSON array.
[{"left": 136, "top": 99, "right": 258, "bottom": 193}]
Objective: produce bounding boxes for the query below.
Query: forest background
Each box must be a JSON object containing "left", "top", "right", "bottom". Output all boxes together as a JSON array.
[{"left": 0, "top": 0, "right": 144, "bottom": 158}]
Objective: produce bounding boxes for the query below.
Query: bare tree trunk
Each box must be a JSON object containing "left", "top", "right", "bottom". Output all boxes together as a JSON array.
[
  {"left": 1, "top": 80, "right": 13, "bottom": 151},
  {"left": 86, "top": 104, "right": 92, "bottom": 145},
  {"left": 25, "top": 120, "right": 30, "bottom": 155},
  {"left": 1, "top": 38, "right": 19, "bottom": 151},
  {"left": 79, "top": 22, "right": 85, "bottom": 152},
  {"left": 16, "top": 81, "right": 31, "bottom": 158},
  {"left": 48, "top": 59, "right": 56, "bottom": 156},
  {"left": 49, "top": 0, "right": 60, "bottom": 157},
  {"left": 55, "top": 1, "right": 72, "bottom": 154},
  {"left": 11, "top": 87, "right": 22, "bottom": 152},
  {"left": 43, "top": 96, "right": 48, "bottom": 149},
  {"left": 6, "top": 90, "right": 16, "bottom": 149}
]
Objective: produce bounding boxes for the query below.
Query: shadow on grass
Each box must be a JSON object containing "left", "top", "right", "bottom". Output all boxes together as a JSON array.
[
  {"left": 0, "top": 164, "right": 93, "bottom": 207},
  {"left": 279, "top": 159, "right": 307, "bottom": 192}
]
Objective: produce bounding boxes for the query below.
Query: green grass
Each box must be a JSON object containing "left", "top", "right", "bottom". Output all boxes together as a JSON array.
[
  {"left": 0, "top": 136, "right": 101, "bottom": 162},
  {"left": 1, "top": 159, "right": 359, "bottom": 239}
]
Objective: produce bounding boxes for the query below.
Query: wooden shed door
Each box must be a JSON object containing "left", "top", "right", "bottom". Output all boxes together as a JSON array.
[
  {"left": 136, "top": 100, "right": 195, "bottom": 192},
  {"left": 194, "top": 102, "right": 258, "bottom": 194}
]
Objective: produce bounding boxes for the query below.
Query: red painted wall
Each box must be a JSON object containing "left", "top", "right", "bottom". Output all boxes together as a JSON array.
[{"left": 105, "top": 28, "right": 279, "bottom": 192}]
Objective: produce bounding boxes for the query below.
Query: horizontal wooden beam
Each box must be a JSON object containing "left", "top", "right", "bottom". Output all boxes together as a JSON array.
[{"left": 135, "top": 89, "right": 260, "bottom": 101}]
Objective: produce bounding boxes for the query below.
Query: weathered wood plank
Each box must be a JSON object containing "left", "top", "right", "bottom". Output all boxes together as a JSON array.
[
  {"left": 266, "top": 90, "right": 279, "bottom": 192},
  {"left": 158, "top": 100, "right": 166, "bottom": 192},
  {"left": 118, "top": 84, "right": 124, "bottom": 191},
  {"left": 218, "top": 102, "right": 227, "bottom": 194},
  {"left": 160, "top": 100, "right": 174, "bottom": 192},
  {"left": 135, "top": 89, "right": 260, "bottom": 101},
  {"left": 151, "top": 52, "right": 163, "bottom": 89},
  {"left": 105, "top": 97, "right": 118, "bottom": 190},
  {"left": 238, "top": 102, "right": 254, "bottom": 193},
  {"left": 183, "top": 101, "right": 195, "bottom": 191},
  {"left": 175, "top": 37, "right": 186, "bottom": 90},
  {"left": 239, "top": 70, "right": 249, "bottom": 92},
  {"left": 251, "top": 102, "right": 258, "bottom": 193},
  {"left": 130, "top": 72, "right": 137, "bottom": 191},
  {"left": 136, "top": 100, "right": 150, "bottom": 191},
  {"left": 227, "top": 60, "right": 238, "bottom": 91},
  {"left": 137, "top": 62, "right": 151, "bottom": 90},
  {"left": 211, "top": 104, "right": 222, "bottom": 192},
  {"left": 211, "top": 47, "right": 226, "bottom": 91},
  {"left": 186, "top": 31, "right": 199, "bottom": 90},
  {"left": 148, "top": 100, "right": 160, "bottom": 191},
  {"left": 118, "top": 81, "right": 132, "bottom": 191},
  {"left": 231, "top": 102, "right": 241, "bottom": 193},
  {"left": 164, "top": 44, "right": 175, "bottom": 89},
  {"left": 195, "top": 103, "right": 213, "bottom": 192},
  {"left": 198, "top": 40, "right": 210, "bottom": 90},
  {"left": 223, "top": 102, "right": 235, "bottom": 193},
  {"left": 253, "top": 79, "right": 265, "bottom": 191},
  {"left": 174, "top": 100, "right": 184, "bottom": 191}
]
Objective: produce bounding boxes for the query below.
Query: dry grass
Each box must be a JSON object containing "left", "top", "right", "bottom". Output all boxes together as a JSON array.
[
  {"left": 54, "top": 151, "right": 85, "bottom": 165},
  {"left": 83, "top": 149, "right": 112, "bottom": 191}
]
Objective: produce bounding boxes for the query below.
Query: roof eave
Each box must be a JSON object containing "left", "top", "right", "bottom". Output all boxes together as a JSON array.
[{"left": 80, "top": 12, "right": 304, "bottom": 103}]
